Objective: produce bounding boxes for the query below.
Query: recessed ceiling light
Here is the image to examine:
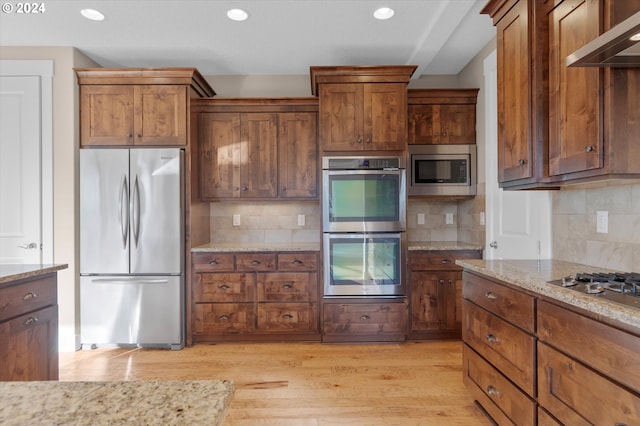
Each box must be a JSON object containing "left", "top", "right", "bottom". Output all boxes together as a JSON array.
[
  {"left": 630, "top": 32, "right": 640, "bottom": 42},
  {"left": 227, "top": 8, "right": 249, "bottom": 22},
  {"left": 373, "top": 7, "right": 394, "bottom": 20},
  {"left": 80, "top": 8, "right": 105, "bottom": 21}
]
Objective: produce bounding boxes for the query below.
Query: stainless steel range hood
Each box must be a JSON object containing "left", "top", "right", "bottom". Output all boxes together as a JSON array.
[{"left": 566, "top": 11, "right": 640, "bottom": 67}]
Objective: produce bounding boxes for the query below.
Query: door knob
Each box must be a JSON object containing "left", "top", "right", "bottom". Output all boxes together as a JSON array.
[
  {"left": 489, "top": 241, "right": 498, "bottom": 249},
  {"left": 18, "top": 242, "right": 38, "bottom": 249}
]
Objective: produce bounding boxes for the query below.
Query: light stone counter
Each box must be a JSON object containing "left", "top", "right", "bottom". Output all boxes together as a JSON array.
[
  {"left": 456, "top": 259, "right": 640, "bottom": 330},
  {"left": 408, "top": 241, "right": 483, "bottom": 251},
  {"left": 0, "top": 264, "right": 68, "bottom": 285},
  {"left": 192, "top": 242, "right": 320, "bottom": 252},
  {"left": 0, "top": 380, "right": 234, "bottom": 426}
]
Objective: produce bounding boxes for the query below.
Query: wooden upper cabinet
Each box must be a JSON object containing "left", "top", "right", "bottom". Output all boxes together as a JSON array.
[
  {"left": 408, "top": 89, "right": 479, "bottom": 145},
  {"left": 548, "top": 0, "right": 640, "bottom": 181},
  {"left": 76, "top": 68, "right": 215, "bottom": 147},
  {"left": 196, "top": 98, "right": 318, "bottom": 200},
  {"left": 484, "top": 0, "right": 549, "bottom": 187},
  {"left": 310, "top": 66, "right": 416, "bottom": 152}
]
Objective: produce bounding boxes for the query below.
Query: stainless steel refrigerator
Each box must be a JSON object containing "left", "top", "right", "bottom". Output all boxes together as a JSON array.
[{"left": 80, "top": 148, "right": 184, "bottom": 349}]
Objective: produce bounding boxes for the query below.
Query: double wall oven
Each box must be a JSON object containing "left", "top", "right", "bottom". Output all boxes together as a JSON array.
[{"left": 322, "top": 156, "right": 406, "bottom": 297}]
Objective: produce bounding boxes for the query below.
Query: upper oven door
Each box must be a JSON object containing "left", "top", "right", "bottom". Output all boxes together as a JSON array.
[{"left": 322, "top": 169, "right": 406, "bottom": 232}]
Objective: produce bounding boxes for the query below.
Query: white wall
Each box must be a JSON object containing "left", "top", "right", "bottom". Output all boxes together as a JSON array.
[{"left": 0, "top": 46, "right": 100, "bottom": 352}]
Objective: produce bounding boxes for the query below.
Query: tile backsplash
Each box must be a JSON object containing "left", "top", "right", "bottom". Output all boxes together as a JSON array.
[
  {"left": 406, "top": 199, "right": 459, "bottom": 242},
  {"left": 552, "top": 181, "right": 640, "bottom": 271}
]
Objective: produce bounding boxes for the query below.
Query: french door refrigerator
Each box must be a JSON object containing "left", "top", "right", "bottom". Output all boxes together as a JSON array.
[{"left": 80, "top": 148, "right": 184, "bottom": 349}]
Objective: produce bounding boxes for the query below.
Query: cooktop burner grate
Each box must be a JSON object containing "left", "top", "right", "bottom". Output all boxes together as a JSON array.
[{"left": 548, "top": 271, "right": 640, "bottom": 310}]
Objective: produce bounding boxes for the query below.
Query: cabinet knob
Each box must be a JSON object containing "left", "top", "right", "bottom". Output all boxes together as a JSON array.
[
  {"left": 439, "top": 279, "right": 445, "bottom": 284},
  {"left": 486, "top": 333, "right": 499, "bottom": 343},
  {"left": 241, "top": 186, "right": 248, "bottom": 192},
  {"left": 136, "top": 134, "right": 142, "bottom": 138},
  {"left": 518, "top": 159, "right": 527, "bottom": 165},
  {"left": 585, "top": 145, "right": 595, "bottom": 153},
  {"left": 365, "top": 137, "right": 371, "bottom": 144},
  {"left": 448, "top": 280, "right": 453, "bottom": 285},
  {"left": 356, "top": 136, "right": 363, "bottom": 144},
  {"left": 127, "top": 133, "right": 133, "bottom": 138}
]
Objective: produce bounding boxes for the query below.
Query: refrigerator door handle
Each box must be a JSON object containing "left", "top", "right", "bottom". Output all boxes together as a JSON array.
[
  {"left": 132, "top": 174, "right": 141, "bottom": 247},
  {"left": 118, "top": 175, "right": 129, "bottom": 249},
  {"left": 90, "top": 278, "right": 170, "bottom": 285}
]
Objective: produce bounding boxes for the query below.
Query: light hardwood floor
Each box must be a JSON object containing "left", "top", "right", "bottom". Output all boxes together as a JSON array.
[{"left": 59, "top": 341, "right": 490, "bottom": 425}]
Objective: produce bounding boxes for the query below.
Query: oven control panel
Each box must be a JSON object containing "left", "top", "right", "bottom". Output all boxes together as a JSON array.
[{"left": 323, "top": 156, "right": 405, "bottom": 170}]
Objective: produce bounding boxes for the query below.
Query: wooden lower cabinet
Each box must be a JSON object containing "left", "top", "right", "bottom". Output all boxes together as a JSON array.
[
  {"left": 322, "top": 300, "right": 407, "bottom": 343},
  {"left": 408, "top": 250, "right": 481, "bottom": 340},
  {"left": 192, "top": 251, "right": 320, "bottom": 342},
  {"left": 0, "top": 273, "right": 59, "bottom": 381}
]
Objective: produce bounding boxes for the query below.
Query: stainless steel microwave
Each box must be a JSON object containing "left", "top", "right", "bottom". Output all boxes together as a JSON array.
[{"left": 408, "top": 144, "right": 476, "bottom": 197}]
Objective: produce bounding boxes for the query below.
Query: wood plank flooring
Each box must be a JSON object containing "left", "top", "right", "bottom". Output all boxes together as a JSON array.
[{"left": 59, "top": 341, "right": 490, "bottom": 425}]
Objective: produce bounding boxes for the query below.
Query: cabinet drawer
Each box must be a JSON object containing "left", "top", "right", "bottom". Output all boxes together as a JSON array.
[
  {"left": 192, "top": 253, "right": 235, "bottom": 272},
  {"left": 538, "top": 408, "right": 562, "bottom": 426},
  {"left": 193, "top": 303, "right": 255, "bottom": 334},
  {"left": 257, "top": 272, "right": 317, "bottom": 302},
  {"left": 257, "top": 303, "right": 318, "bottom": 333},
  {"left": 193, "top": 273, "right": 254, "bottom": 302},
  {"left": 236, "top": 254, "right": 276, "bottom": 272},
  {"left": 0, "top": 275, "right": 57, "bottom": 322},
  {"left": 323, "top": 303, "right": 407, "bottom": 335},
  {"left": 277, "top": 253, "right": 318, "bottom": 271},
  {"left": 462, "top": 300, "right": 536, "bottom": 396},
  {"left": 538, "top": 342, "right": 640, "bottom": 426},
  {"left": 538, "top": 300, "right": 640, "bottom": 394},
  {"left": 462, "top": 272, "right": 535, "bottom": 333},
  {"left": 463, "top": 344, "right": 535, "bottom": 426},
  {"left": 410, "top": 250, "right": 480, "bottom": 271}
]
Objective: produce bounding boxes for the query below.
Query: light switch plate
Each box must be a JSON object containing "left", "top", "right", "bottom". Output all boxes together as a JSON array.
[
  {"left": 596, "top": 211, "right": 608, "bottom": 233},
  {"left": 445, "top": 213, "right": 454, "bottom": 225},
  {"left": 480, "top": 212, "right": 485, "bottom": 226},
  {"left": 233, "top": 214, "right": 241, "bottom": 226},
  {"left": 297, "top": 214, "right": 305, "bottom": 226},
  {"left": 417, "top": 213, "right": 425, "bottom": 225}
]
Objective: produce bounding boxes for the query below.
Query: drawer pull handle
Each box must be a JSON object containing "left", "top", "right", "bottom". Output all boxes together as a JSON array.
[
  {"left": 293, "top": 259, "right": 304, "bottom": 265},
  {"left": 440, "top": 259, "right": 451, "bottom": 264},
  {"left": 219, "top": 314, "right": 230, "bottom": 321},
  {"left": 484, "top": 292, "right": 497, "bottom": 300},
  {"left": 282, "top": 283, "right": 293, "bottom": 289},
  {"left": 251, "top": 260, "right": 261, "bottom": 265},
  {"left": 22, "top": 292, "right": 37, "bottom": 300},
  {"left": 486, "top": 385, "right": 500, "bottom": 397},
  {"left": 439, "top": 279, "right": 445, "bottom": 284},
  {"left": 448, "top": 280, "right": 453, "bottom": 285},
  {"left": 282, "top": 314, "right": 294, "bottom": 320},
  {"left": 585, "top": 145, "right": 595, "bottom": 153},
  {"left": 24, "top": 316, "right": 39, "bottom": 326},
  {"left": 486, "top": 334, "right": 499, "bottom": 343},
  {"left": 518, "top": 159, "right": 527, "bottom": 165},
  {"left": 360, "top": 315, "right": 371, "bottom": 320},
  {"left": 209, "top": 259, "right": 219, "bottom": 265},
  {"left": 218, "top": 285, "right": 230, "bottom": 290}
]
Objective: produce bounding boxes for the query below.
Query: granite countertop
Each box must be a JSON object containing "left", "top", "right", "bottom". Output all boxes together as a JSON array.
[
  {"left": 0, "top": 380, "right": 234, "bottom": 426},
  {"left": 192, "top": 242, "right": 321, "bottom": 252},
  {"left": 408, "top": 241, "right": 483, "bottom": 251},
  {"left": 456, "top": 259, "right": 640, "bottom": 330},
  {"left": 0, "top": 264, "right": 68, "bottom": 285}
]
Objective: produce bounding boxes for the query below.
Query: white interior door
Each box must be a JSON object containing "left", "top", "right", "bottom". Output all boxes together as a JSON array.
[
  {"left": 483, "top": 50, "right": 552, "bottom": 260},
  {"left": 0, "top": 75, "right": 42, "bottom": 263}
]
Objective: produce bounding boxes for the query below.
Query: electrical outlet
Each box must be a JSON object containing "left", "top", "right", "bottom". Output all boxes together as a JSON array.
[
  {"left": 445, "top": 213, "right": 454, "bottom": 225},
  {"left": 417, "top": 213, "right": 425, "bottom": 225},
  {"left": 480, "top": 212, "right": 485, "bottom": 226},
  {"left": 233, "top": 214, "right": 241, "bottom": 226},
  {"left": 297, "top": 214, "right": 305, "bottom": 226},
  {"left": 596, "top": 211, "right": 608, "bottom": 233}
]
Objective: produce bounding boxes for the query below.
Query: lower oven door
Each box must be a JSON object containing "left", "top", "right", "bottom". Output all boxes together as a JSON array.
[{"left": 323, "top": 232, "right": 405, "bottom": 297}]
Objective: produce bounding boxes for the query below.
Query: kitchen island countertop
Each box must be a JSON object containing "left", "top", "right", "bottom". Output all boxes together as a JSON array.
[
  {"left": 0, "top": 379, "right": 234, "bottom": 426},
  {"left": 192, "top": 242, "right": 320, "bottom": 252},
  {"left": 408, "top": 241, "right": 483, "bottom": 251},
  {"left": 0, "top": 263, "right": 68, "bottom": 285},
  {"left": 456, "top": 259, "right": 640, "bottom": 330}
]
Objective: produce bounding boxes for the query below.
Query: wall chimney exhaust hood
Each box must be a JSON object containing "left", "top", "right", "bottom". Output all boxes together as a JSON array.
[{"left": 566, "top": 11, "right": 640, "bottom": 67}]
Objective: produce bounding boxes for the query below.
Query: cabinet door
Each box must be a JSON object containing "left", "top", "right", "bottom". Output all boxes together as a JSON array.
[
  {"left": 318, "top": 83, "right": 363, "bottom": 151},
  {"left": 134, "top": 85, "right": 187, "bottom": 146},
  {"left": 278, "top": 112, "right": 318, "bottom": 198},
  {"left": 80, "top": 85, "right": 134, "bottom": 146},
  {"left": 0, "top": 305, "right": 58, "bottom": 381},
  {"left": 200, "top": 113, "right": 241, "bottom": 198},
  {"left": 410, "top": 271, "right": 460, "bottom": 333},
  {"left": 240, "top": 113, "right": 278, "bottom": 198},
  {"left": 408, "top": 104, "right": 437, "bottom": 144},
  {"left": 364, "top": 83, "right": 407, "bottom": 150},
  {"left": 496, "top": 0, "right": 534, "bottom": 182},
  {"left": 438, "top": 104, "right": 476, "bottom": 144},
  {"left": 548, "top": 0, "right": 602, "bottom": 176}
]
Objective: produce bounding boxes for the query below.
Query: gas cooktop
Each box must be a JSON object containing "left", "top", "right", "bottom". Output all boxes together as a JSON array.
[{"left": 548, "top": 272, "right": 640, "bottom": 310}]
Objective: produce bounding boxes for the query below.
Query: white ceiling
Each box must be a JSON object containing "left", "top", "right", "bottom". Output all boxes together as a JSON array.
[{"left": 0, "top": 0, "right": 496, "bottom": 78}]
